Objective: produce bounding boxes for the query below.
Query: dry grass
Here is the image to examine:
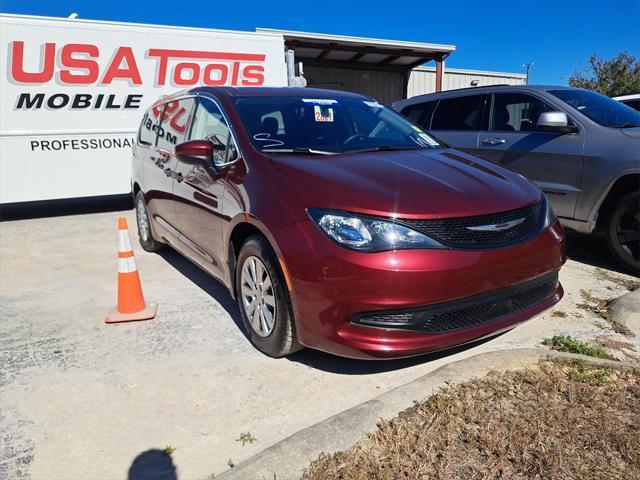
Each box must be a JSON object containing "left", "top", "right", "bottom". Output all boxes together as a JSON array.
[
  {"left": 596, "top": 336, "right": 637, "bottom": 352},
  {"left": 594, "top": 268, "right": 640, "bottom": 291},
  {"left": 303, "top": 361, "right": 640, "bottom": 480}
]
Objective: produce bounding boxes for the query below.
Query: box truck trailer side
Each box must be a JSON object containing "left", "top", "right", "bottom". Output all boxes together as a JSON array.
[{"left": 0, "top": 14, "right": 288, "bottom": 204}]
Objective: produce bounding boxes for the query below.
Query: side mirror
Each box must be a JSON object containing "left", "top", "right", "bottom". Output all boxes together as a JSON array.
[
  {"left": 175, "top": 140, "right": 223, "bottom": 166},
  {"left": 536, "top": 111, "right": 577, "bottom": 133}
]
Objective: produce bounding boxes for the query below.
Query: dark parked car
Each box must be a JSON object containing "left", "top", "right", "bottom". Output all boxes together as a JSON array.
[
  {"left": 394, "top": 86, "right": 640, "bottom": 273},
  {"left": 132, "top": 87, "right": 565, "bottom": 359}
]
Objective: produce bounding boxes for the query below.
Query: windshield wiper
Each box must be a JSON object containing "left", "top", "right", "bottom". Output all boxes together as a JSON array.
[
  {"left": 610, "top": 122, "right": 640, "bottom": 128},
  {"left": 349, "top": 145, "right": 426, "bottom": 154},
  {"left": 260, "top": 147, "right": 336, "bottom": 155}
]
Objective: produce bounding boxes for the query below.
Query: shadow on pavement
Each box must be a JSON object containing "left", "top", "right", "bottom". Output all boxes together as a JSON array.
[
  {"left": 128, "top": 449, "right": 177, "bottom": 480},
  {"left": 0, "top": 194, "right": 133, "bottom": 221},
  {"left": 285, "top": 333, "right": 504, "bottom": 375},
  {"left": 157, "top": 249, "right": 248, "bottom": 340},
  {"left": 564, "top": 230, "right": 632, "bottom": 276}
]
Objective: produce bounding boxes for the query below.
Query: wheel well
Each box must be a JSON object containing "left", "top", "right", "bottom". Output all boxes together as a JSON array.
[
  {"left": 596, "top": 174, "right": 640, "bottom": 230},
  {"left": 228, "top": 222, "right": 265, "bottom": 295}
]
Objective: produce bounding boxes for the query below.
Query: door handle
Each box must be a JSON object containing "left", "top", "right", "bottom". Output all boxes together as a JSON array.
[
  {"left": 163, "top": 168, "right": 183, "bottom": 182},
  {"left": 482, "top": 137, "right": 506, "bottom": 145}
]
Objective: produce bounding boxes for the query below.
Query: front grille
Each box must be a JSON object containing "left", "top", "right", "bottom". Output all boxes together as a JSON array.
[
  {"left": 352, "top": 272, "right": 558, "bottom": 333},
  {"left": 399, "top": 201, "right": 543, "bottom": 249}
]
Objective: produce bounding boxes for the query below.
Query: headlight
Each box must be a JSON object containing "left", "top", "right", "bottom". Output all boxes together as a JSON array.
[
  {"left": 542, "top": 194, "right": 557, "bottom": 228},
  {"left": 307, "top": 208, "right": 445, "bottom": 252}
]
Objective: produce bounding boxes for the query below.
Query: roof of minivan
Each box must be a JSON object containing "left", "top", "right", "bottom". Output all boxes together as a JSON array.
[{"left": 190, "top": 86, "right": 369, "bottom": 99}]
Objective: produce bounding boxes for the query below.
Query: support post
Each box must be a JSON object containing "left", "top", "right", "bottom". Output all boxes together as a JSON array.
[{"left": 435, "top": 56, "right": 444, "bottom": 92}]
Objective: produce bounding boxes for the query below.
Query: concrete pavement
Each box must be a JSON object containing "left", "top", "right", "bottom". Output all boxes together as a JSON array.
[{"left": 1, "top": 210, "right": 638, "bottom": 479}]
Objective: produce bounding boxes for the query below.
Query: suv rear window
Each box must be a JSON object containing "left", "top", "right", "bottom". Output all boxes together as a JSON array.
[{"left": 431, "top": 95, "right": 484, "bottom": 131}]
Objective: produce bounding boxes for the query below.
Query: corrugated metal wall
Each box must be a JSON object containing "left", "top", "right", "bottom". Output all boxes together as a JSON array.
[
  {"left": 408, "top": 67, "right": 526, "bottom": 98},
  {"left": 303, "top": 64, "right": 526, "bottom": 104},
  {"left": 304, "top": 65, "right": 404, "bottom": 105}
]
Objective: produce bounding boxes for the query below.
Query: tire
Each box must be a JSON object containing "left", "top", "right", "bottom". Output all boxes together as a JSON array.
[
  {"left": 235, "top": 235, "right": 301, "bottom": 357},
  {"left": 134, "top": 190, "right": 164, "bottom": 252},
  {"left": 604, "top": 191, "right": 640, "bottom": 275}
]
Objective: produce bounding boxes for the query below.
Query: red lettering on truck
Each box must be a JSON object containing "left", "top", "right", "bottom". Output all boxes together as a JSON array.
[
  {"left": 145, "top": 48, "right": 265, "bottom": 86},
  {"left": 10, "top": 42, "right": 267, "bottom": 87}
]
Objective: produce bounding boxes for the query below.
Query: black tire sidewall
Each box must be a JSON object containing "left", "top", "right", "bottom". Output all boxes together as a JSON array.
[
  {"left": 135, "top": 191, "right": 163, "bottom": 252},
  {"left": 235, "top": 236, "right": 295, "bottom": 357},
  {"left": 605, "top": 192, "right": 640, "bottom": 275}
]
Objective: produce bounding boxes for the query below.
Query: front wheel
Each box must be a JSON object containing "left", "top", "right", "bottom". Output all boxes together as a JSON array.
[
  {"left": 235, "top": 235, "right": 301, "bottom": 357},
  {"left": 604, "top": 191, "right": 639, "bottom": 274}
]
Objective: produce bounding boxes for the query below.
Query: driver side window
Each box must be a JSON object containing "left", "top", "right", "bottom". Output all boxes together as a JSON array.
[
  {"left": 491, "top": 93, "right": 553, "bottom": 132},
  {"left": 189, "top": 98, "right": 239, "bottom": 165}
]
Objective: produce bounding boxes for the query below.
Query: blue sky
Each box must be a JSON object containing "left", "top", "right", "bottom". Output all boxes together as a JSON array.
[{"left": 1, "top": 0, "right": 638, "bottom": 84}]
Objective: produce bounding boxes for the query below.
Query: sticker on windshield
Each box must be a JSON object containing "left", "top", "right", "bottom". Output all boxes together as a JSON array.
[
  {"left": 363, "top": 100, "right": 383, "bottom": 108},
  {"left": 314, "top": 105, "right": 334, "bottom": 122},
  {"left": 302, "top": 98, "right": 338, "bottom": 105},
  {"left": 411, "top": 125, "right": 422, "bottom": 132}
]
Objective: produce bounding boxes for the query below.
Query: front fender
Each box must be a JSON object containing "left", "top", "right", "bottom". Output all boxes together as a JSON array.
[{"left": 587, "top": 167, "right": 640, "bottom": 229}]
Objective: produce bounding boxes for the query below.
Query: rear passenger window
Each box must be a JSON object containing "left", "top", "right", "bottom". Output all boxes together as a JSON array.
[
  {"left": 401, "top": 101, "right": 436, "bottom": 129},
  {"left": 431, "top": 95, "right": 484, "bottom": 131},
  {"left": 156, "top": 98, "right": 196, "bottom": 151}
]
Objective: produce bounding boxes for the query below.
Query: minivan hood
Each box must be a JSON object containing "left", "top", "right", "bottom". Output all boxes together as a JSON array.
[{"left": 271, "top": 148, "right": 541, "bottom": 219}]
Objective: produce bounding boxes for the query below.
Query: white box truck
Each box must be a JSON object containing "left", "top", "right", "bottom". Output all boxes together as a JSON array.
[{"left": 0, "top": 14, "right": 289, "bottom": 205}]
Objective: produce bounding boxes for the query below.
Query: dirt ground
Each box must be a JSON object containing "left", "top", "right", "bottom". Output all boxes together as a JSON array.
[
  {"left": 1, "top": 211, "right": 638, "bottom": 479},
  {"left": 303, "top": 360, "right": 640, "bottom": 480}
]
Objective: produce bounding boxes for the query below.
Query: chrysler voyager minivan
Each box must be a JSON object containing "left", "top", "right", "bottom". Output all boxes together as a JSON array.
[{"left": 132, "top": 87, "right": 565, "bottom": 359}]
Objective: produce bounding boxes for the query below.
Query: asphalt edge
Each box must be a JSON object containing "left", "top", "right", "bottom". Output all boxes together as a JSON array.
[{"left": 213, "top": 348, "right": 637, "bottom": 480}]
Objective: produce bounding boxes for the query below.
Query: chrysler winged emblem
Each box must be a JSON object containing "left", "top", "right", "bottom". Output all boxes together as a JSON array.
[{"left": 466, "top": 217, "right": 526, "bottom": 232}]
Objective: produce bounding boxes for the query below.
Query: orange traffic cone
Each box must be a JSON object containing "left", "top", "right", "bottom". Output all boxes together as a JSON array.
[{"left": 105, "top": 217, "right": 157, "bottom": 323}]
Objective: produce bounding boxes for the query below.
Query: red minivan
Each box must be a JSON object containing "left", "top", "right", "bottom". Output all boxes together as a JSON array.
[{"left": 132, "top": 87, "right": 565, "bottom": 359}]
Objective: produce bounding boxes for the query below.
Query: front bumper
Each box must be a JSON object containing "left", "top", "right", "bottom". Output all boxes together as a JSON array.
[{"left": 274, "top": 219, "right": 566, "bottom": 359}]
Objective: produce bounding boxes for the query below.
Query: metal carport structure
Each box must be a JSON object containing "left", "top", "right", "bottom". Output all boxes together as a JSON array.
[{"left": 256, "top": 28, "right": 455, "bottom": 105}]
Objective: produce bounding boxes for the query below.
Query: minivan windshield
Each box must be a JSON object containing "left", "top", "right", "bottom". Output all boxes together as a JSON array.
[
  {"left": 233, "top": 96, "right": 441, "bottom": 155},
  {"left": 549, "top": 89, "right": 640, "bottom": 128}
]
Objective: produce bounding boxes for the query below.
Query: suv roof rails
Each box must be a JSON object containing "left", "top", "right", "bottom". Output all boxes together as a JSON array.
[{"left": 441, "top": 84, "right": 513, "bottom": 93}]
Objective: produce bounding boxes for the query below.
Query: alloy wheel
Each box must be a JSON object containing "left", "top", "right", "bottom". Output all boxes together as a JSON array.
[
  {"left": 615, "top": 207, "right": 640, "bottom": 264},
  {"left": 240, "top": 255, "right": 277, "bottom": 337},
  {"left": 136, "top": 196, "right": 151, "bottom": 243}
]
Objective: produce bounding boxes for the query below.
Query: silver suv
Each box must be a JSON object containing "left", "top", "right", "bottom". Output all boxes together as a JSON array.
[{"left": 394, "top": 85, "right": 640, "bottom": 273}]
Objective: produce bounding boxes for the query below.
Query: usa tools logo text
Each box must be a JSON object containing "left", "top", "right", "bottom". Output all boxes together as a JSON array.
[{"left": 9, "top": 42, "right": 267, "bottom": 110}]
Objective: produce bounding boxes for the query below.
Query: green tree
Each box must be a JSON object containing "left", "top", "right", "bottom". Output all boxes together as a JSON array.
[{"left": 569, "top": 51, "right": 640, "bottom": 97}]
